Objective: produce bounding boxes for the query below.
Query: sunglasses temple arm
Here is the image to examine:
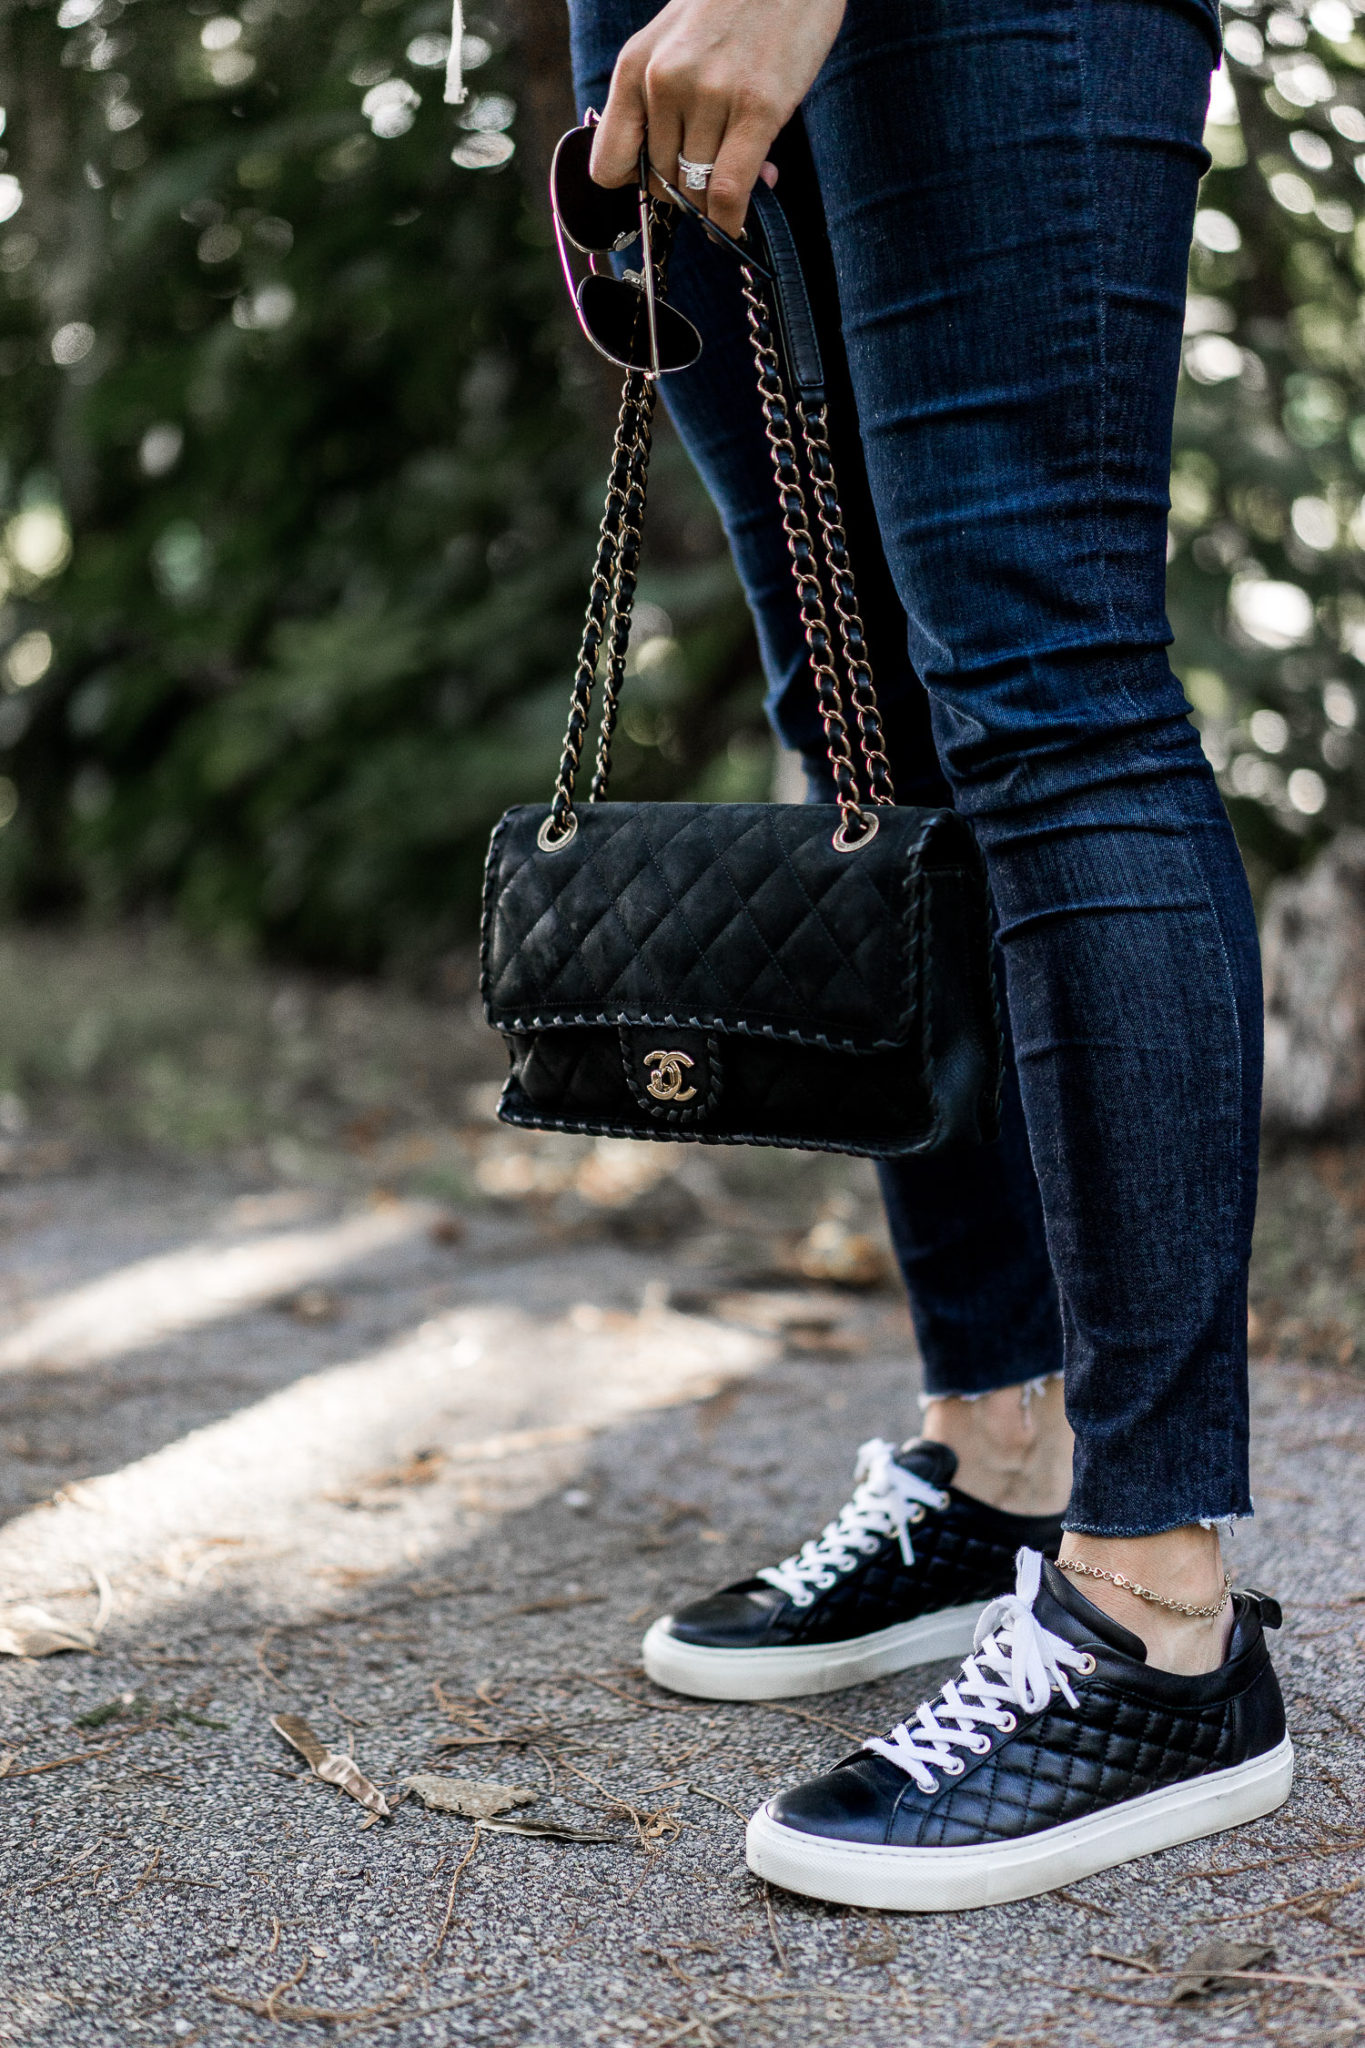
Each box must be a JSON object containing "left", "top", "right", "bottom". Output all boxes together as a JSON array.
[
  {"left": 650, "top": 170, "right": 774, "bottom": 280},
  {"left": 636, "top": 158, "right": 663, "bottom": 379}
]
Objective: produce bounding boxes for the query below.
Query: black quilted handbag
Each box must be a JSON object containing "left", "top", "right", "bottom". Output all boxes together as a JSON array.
[{"left": 480, "top": 186, "right": 1001, "bottom": 1160}]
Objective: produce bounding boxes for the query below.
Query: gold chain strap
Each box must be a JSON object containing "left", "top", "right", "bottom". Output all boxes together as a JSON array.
[
  {"left": 590, "top": 372, "right": 656, "bottom": 803},
  {"left": 798, "top": 403, "right": 895, "bottom": 807},
  {"left": 738, "top": 264, "right": 871, "bottom": 843},
  {"left": 542, "top": 209, "right": 894, "bottom": 851},
  {"left": 542, "top": 366, "right": 655, "bottom": 848}
]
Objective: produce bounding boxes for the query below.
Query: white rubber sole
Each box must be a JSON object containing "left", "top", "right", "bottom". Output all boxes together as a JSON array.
[
  {"left": 746, "top": 1733, "right": 1294, "bottom": 1910},
  {"left": 641, "top": 1602, "right": 984, "bottom": 1702}
]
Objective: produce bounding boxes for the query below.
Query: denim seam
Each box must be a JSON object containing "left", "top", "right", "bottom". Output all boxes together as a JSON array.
[
  {"left": 1069, "top": 0, "right": 1115, "bottom": 654},
  {"left": 1177, "top": 819, "right": 1254, "bottom": 1517}
]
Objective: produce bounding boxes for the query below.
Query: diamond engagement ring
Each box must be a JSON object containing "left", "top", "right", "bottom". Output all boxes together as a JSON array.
[{"left": 677, "top": 155, "right": 715, "bottom": 192}]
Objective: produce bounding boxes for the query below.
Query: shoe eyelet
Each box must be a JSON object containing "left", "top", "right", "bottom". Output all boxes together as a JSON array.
[
  {"left": 942, "top": 1757, "right": 965, "bottom": 1776},
  {"left": 997, "top": 1712, "right": 1017, "bottom": 1733},
  {"left": 794, "top": 1592, "right": 814, "bottom": 1609},
  {"left": 1077, "top": 1652, "right": 1097, "bottom": 1676},
  {"left": 909, "top": 1504, "right": 926, "bottom": 1523},
  {"left": 968, "top": 1733, "right": 992, "bottom": 1755}
]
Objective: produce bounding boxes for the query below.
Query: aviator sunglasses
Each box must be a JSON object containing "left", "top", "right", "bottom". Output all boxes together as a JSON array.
[{"left": 550, "top": 116, "right": 771, "bottom": 377}]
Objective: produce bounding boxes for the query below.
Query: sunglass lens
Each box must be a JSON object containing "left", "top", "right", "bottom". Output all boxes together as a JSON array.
[
  {"left": 551, "top": 125, "right": 639, "bottom": 254},
  {"left": 577, "top": 273, "right": 702, "bottom": 374}
]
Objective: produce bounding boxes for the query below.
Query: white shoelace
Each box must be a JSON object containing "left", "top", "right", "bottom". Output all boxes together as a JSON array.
[
  {"left": 864, "top": 1548, "right": 1094, "bottom": 1793},
  {"left": 756, "top": 1438, "right": 949, "bottom": 1609}
]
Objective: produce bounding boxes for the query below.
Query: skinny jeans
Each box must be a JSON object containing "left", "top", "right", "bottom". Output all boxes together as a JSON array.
[{"left": 569, "top": 0, "right": 1258, "bottom": 1535}]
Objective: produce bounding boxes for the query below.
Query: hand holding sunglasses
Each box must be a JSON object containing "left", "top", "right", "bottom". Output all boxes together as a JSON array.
[
  {"left": 583, "top": 0, "right": 846, "bottom": 240},
  {"left": 551, "top": 116, "right": 770, "bottom": 377}
]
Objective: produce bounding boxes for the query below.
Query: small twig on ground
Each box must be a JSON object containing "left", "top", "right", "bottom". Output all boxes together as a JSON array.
[
  {"left": 759, "top": 1700, "right": 864, "bottom": 1742},
  {"left": 208, "top": 1985, "right": 415, "bottom": 2028},
  {"left": 572, "top": 1672, "right": 703, "bottom": 1717},
  {"left": 684, "top": 1783, "right": 749, "bottom": 1823},
  {"left": 649, "top": 2007, "right": 744, "bottom": 2046},
  {"left": 499, "top": 1592, "right": 607, "bottom": 1618},
  {"left": 552, "top": 1754, "right": 682, "bottom": 1850},
  {"left": 265, "top": 1955, "right": 309, "bottom": 2020},
  {"left": 763, "top": 1883, "right": 787, "bottom": 1974},
  {"left": 1176, "top": 1833, "right": 1365, "bottom": 1883},
  {"left": 327, "top": 1694, "right": 370, "bottom": 1730},
  {"left": 112, "top": 1845, "right": 162, "bottom": 1903},
  {"left": 1051, "top": 1887, "right": 1115, "bottom": 1917},
  {"left": 1195, "top": 1876, "right": 1365, "bottom": 1925},
  {"left": 28, "top": 1844, "right": 102, "bottom": 1894},
  {"left": 254, "top": 1629, "right": 285, "bottom": 1685},
  {"left": 2, "top": 1735, "right": 136, "bottom": 1778},
  {"left": 426, "top": 1826, "right": 481, "bottom": 1968}
]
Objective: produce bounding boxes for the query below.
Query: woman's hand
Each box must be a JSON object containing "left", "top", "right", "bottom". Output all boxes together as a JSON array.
[{"left": 589, "top": 0, "right": 847, "bottom": 239}]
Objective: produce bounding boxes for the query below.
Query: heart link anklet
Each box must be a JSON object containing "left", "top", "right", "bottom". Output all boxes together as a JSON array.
[{"left": 1055, "top": 1556, "right": 1232, "bottom": 1620}]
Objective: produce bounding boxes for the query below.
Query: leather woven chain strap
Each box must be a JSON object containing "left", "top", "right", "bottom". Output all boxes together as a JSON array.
[{"left": 540, "top": 203, "right": 894, "bottom": 852}]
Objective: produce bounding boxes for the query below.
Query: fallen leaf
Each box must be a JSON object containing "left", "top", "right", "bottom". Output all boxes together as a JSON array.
[
  {"left": 797, "top": 1216, "right": 891, "bottom": 1289},
  {"left": 0, "top": 1605, "right": 98, "bottom": 1658},
  {"left": 401, "top": 1774, "right": 536, "bottom": 1820},
  {"left": 690, "top": 1288, "right": 845, "bottom": 1334},
  {"left": 271, "top": 1715, "right": 390, "bottom": 1818},
  {"left": 850, "top": 1926, "right": 898, "bottom": 1966},
  {"left": 478, "top": 1817, "right": 621, "bottom": 1843},
  {"left": 281, "top": 1286, "right": 343, "bottom": 1323},
  {"left": 1171, "top": 1939, "right": 1274, "bottom": 2004}
]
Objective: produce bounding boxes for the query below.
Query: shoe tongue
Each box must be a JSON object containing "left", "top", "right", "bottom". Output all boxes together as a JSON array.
[
  {"left": 894, "top": 1438, "right": 958, "bottom": 1488},
  {"left": 1035, "top": 1559, "right": 1148, "bottom": 1663}
]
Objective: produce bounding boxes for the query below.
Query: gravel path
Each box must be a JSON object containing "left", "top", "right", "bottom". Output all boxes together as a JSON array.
[{"left": 0, "top": 1138, "right": 1362, "bottom": 2048}]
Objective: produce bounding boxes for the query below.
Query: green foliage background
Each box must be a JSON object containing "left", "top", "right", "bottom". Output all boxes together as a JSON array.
[
  {"left": 3, "top": 0, "right": 1365, "bottom": 965},
  {"left": 0, "top": 0, "right": 762, "bottom": 969}
]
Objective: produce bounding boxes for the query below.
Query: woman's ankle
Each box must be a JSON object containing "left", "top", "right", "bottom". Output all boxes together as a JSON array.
[
  {"left": 920, "top": 1378, "right": 1072, "bottom": 1518},
  {"left": 1057, "top": 1526, "right": 1233, "bottom": 1676}
]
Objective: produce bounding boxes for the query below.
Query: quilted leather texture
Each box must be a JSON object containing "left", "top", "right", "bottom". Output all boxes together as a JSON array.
[
  {"left": 483, "top": 802, "right": 972, "bottom": 1047},
  {"left": 668, "top": 1467, "right": 1064, "bottom": 1651},
  {"left": 481, "top": 801, "right": 1002, "bottom": 1160},
  {"left": 771, "top": 1567, "right": 1288, "bottom": 1849}
]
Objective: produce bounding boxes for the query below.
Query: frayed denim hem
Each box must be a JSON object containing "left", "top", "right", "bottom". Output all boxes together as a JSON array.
[
  {"left": 1062, "top": 1507, "right": 1255, "bottom": 1539},
  {"left": 918, "top": 1371, "right": 1063, "bottom": 1409}
]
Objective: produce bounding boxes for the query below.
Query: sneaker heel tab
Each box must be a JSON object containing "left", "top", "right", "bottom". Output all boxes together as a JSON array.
[{"left": 1241, "top": 1588, "right": 1283, "bottom": 1631}]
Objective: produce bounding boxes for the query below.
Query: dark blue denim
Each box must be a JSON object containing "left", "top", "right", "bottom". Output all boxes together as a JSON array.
[{"left": 569, "top": 0, "right": 1256, "bottom": 1535}]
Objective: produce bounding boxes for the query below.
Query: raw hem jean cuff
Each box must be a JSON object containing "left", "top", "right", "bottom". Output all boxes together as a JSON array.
[
  {"left": 1062, "top": 1507, "right": 1255, "bottom": 1539},
  {"left": 918, "top": 1370, "right": 1062, "bottom": 1408}
]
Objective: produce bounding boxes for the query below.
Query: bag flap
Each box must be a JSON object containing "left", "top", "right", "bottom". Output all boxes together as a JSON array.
[{"left": 481, "top": 802, "right": 980, "bottom": 1052}]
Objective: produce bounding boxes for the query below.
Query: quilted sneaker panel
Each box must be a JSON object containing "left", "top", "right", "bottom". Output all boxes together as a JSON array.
[
  {"left": 769, "top": 1569, "right": 1288, "bottom": 1851},
  {"left": 664, "top": 1442, "right": 1063, "bottom": 1652},
  {"left": 782, "top": 1493, "right": 1064, "bottom": 1648}
]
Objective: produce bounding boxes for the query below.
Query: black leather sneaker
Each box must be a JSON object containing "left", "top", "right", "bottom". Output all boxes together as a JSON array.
[
  {"left": 641, "top": 1439, "right": 1065, "bottom": 1701},
  {"left": 746, "top": 1549, "right": 1293, "bottom": 1910}
]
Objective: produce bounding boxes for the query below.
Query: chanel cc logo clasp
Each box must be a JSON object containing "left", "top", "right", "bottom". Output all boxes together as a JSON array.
[{"left": 644, "top": 1050, "right": 697, "bottom": 1103}]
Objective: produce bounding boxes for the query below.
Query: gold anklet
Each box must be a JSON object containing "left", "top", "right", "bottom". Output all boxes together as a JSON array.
[{"left": 1056, "top": 1557, "right": 1232, "bottom": 1621}]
